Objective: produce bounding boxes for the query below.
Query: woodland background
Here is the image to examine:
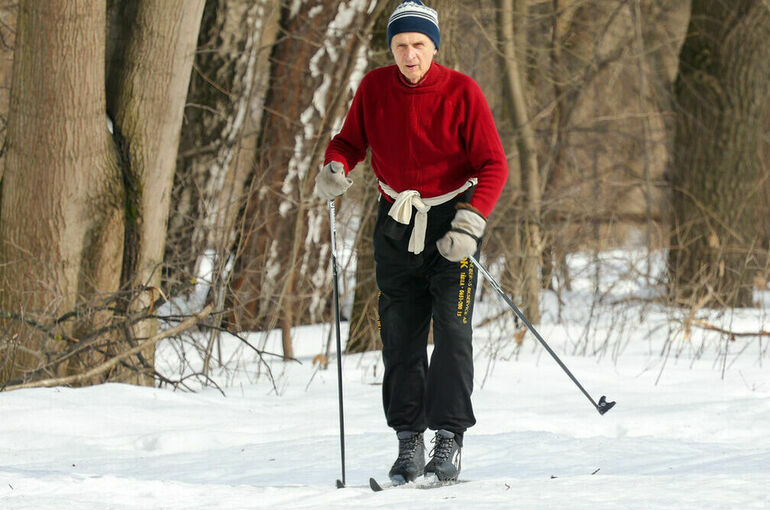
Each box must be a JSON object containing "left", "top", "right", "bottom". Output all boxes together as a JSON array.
[{"left": 0, "top": 0, "right": 768, "bottom": 389}]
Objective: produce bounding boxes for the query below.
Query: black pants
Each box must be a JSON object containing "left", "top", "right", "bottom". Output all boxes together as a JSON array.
[{"left": 374, "top": 192, "right": 479, "bottom": 442}]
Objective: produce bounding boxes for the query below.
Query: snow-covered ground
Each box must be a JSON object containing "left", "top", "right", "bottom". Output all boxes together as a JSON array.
[{"left": 1, "top": 251, "right": 769, "bottom": 509}]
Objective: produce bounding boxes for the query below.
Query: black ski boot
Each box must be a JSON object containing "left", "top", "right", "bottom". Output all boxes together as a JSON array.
[
  {"left": 424, "top": 429, "right": 462, "bottom": 481},
  {"left": 388, "top": 431, "right": 425, "bottom": 484}
]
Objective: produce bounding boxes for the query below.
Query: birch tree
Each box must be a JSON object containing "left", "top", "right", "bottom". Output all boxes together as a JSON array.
[
  {"left": 166, "top": 0, "right": 280, "bottom": 373},
  {"left": 227, "top": 0, "right": 386, "bottom": 359}
]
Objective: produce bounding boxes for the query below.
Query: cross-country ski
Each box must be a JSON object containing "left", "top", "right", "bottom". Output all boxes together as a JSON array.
[{"left": 369, "top": 476, "right": 469, "bottom": 492}]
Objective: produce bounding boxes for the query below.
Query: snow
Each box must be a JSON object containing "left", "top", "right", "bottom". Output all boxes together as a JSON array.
[{"left": 2, "top": 251, "right": 769, "bottom": 509}]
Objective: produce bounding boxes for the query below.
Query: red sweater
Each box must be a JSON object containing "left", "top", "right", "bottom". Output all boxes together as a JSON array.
[{"left": 324, "top": 63, "right": 508, "bottom": 218}]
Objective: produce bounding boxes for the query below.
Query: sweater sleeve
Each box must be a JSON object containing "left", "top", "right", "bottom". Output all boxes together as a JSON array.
[
  {"left": 461, "top": 80, "right": 508, "bottom": 218},
  {"left": 324, "top": 77, "right": 369, "bottom": 175}
]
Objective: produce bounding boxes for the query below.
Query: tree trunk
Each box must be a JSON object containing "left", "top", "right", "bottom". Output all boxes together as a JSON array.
[
  {"left": 168, "top": 0, "right": 279, "bottom": 295},
  {"left": 667, "top": 1, "right": 770, "bottom": 308},
  {"left": 540, "top": 0, "right": 578, "bottom": 292},
  {"left": 498, "top": 0, "right": 542, "bottom": 323},
  {"left": 346, "top": 170, "right": 381, "bottom": 353},
  {"left": 346, "top": 1, "right": 404, "bottom": 354},
  {"left": 0, "top": 2, "right": 17, "bottom": 181},
  {"left": 167, "top": 0, "right": 280, "bottom": 374},
  {"left": 432, "top": 0, "right": 460, "bottom": 71},
  {"left": 105, "top": 0, "right": 204, "bottom": 384},
  {"left": 0, "top": 0, "right": 123, "bottom": 382},
  {"left": 228, "top": 1, "right": 387, "bottom": 358},
  {"left": 0, "top": 0, "right": 205, "bottom": 387},
  {"left": 346, "top": 0, "right": 463, "bottom": 353}
]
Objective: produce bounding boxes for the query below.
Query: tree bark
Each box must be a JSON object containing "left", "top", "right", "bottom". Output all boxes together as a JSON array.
[
  {"left": 0, "top": 1, "right": 16, "bottom": 181},
  {"left": 497, "top": 0, "right": 542, "bottom": 323},
  {"left": 346, "top": 1, "right": 400, "bottom": 354},
  {"left": 168, "top": 0, "right": 279, "bottom": 294},
  {"left": 345, "top": 174, "right": 381, "bottom": 354},
  {"left": 228, "top": 0, "right": 386, "bottom": 358},
  {"left": 104, "top": 0, "right": 204, "bottom": 384},
  {"left": 668, "top": 1, "right": 770, "bottom": 307},
  {"left": 431, "top": 0, "right": 460, "bottom": 70},
  {"left": 0, "top": 0, "right": 123, "bottom": 383},
  {"left": 0, "top": 0, "right": 205, "bottom": 386},
  {"left": 540, "top": 0, "right": 572, "bottom": 292},
  {"left": 167, "top": 0, "right": 280, "bottom": 375}
]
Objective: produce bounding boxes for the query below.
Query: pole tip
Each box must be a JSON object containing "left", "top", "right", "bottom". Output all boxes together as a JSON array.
[{"left": 597, "top": 395, "right": 616, "bottom": 415}]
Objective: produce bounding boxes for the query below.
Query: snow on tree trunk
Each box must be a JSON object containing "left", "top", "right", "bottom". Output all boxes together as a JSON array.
[
  {"left": 228, "top": 0, "right": 381, "bottom": 358},
  {"left": 168, "top": 0, "right": 279, "bottom": 297}
]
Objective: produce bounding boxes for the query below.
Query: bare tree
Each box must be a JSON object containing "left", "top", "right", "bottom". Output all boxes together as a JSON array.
[
  {"left": 431, "top": 0, "right": 460, "bottom": 70},
  {"left": 227, "top": 1, "right": 388, "bottom": 358},
  {"left": 668, "top": 1, "right": 770, "bottom": 307},
  {"left": 108, "top": 0, "right": 205, "bottom": 384},
  {"left": 0, "top": 0, "right": 204, "bottom": 386},
  {"left": 0, "top": 0, "right": 123, "bottom": 383},
  {"left": 346, "top": 1, "right": 396, "bottom": 354},
  {"left": 0, "top": 1, "right": 15, "bottom": 177},
  {"left": 497, "top": 0, "right": 542, "bottom": 323},
  {"left": 167, "top": 0, "right": 280, "bottom": 375},
  {"left": 169, "top": 0, "right": 279, "bottom": 291}
]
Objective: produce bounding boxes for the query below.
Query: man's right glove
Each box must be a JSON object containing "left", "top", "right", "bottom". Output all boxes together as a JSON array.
[
  {"left": 314, "top": 161, "right": 353, "bottom": 200},
  {"left": 437, "top": 206, "right": 486, "bottom": 262}
]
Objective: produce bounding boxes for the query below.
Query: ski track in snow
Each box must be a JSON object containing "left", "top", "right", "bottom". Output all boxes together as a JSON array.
[{"left": 2, "top": 253, "right": 770, "bottom": 509}]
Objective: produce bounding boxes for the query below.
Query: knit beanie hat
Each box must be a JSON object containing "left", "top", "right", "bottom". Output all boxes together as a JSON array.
[{"left": 387, "top": 1, "right": 440, "bottom": 50}]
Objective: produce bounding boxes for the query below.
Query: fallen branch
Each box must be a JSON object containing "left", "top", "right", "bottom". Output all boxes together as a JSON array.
[
  {"left": 692, "top": 319, "right": 770, "bottom": 339},
  {"left": 2, "top": 305, "right": 213, "bottom": 392}
]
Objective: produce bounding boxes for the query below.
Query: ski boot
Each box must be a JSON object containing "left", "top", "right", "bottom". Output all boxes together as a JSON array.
[
  {"left": 424, "top": 429, "right": 461, "bottom": 481},
  {"left": 388, "top": 431, "right": 425, "bottom": 485}
]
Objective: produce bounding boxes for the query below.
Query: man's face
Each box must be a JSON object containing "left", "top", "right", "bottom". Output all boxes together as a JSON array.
[{"left": 391, "top": 32, "right": 437, "bottom": 84}]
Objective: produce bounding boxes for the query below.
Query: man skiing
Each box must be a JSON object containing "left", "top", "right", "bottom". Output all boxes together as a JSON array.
[{"left": 315, "top": 0, "right": 508, "bottom": 484}]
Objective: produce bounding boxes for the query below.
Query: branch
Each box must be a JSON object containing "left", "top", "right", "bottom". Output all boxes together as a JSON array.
[
  {"left": 692, "top": 319, "right": 770, "bottom": 339},
  {"left": 2, "top": 305, "right": 213, "bottom": 392},
  {"left": 0, "top": 310, "right": 79, "bottom": 344}
]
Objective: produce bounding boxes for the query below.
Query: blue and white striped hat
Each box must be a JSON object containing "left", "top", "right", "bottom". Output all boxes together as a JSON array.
[{"left": 387, "top": 1, "right": 440, "bottom": 50}]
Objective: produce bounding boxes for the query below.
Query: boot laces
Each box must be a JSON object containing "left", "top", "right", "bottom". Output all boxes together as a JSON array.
[
  {"left": 397, "top": 434, "right": 420, "bottom": 462},
  {"left": 430, "top": 433, "right": 455, "bottom": 463}
]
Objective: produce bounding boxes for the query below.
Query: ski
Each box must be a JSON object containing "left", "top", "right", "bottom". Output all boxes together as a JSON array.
[
  {"left": 369, "top": 477, "right": 386, "bottom": 491},
  {"left": 369, "top": 477, "right": 467, "bottom": 491}
]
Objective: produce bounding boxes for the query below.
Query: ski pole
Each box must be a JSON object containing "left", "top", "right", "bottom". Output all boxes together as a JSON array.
[
  {"left": 468, "top": 255, "right": 616, "bottom": 415},
  {"left": 328, "top": 200, "right": 347, "bottom": 488}
]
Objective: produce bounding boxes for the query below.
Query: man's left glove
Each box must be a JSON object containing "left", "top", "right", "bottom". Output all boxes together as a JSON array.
[
  {"left": 314, "top": 161, "right": 353, "bottom": 200},
  {"left": 437, "top": 206, "right": 486, "bottom": 262}
]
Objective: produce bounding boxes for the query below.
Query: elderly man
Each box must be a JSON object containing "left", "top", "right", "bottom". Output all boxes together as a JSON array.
[{"left": 315, "top": 0, "right": 508, "bottom": 484}]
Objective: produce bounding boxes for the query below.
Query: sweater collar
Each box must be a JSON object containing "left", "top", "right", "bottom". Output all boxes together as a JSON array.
[{"left": 396, "top": 62, "right": 443, "bottom": 90}]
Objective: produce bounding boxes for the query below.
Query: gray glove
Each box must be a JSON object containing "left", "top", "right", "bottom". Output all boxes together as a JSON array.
[
  {"left": 314, "top": 161, "right": 353, "bottom": 200},
  {"left": 437, "top": 208, "right": 486, "bottom": 262}
]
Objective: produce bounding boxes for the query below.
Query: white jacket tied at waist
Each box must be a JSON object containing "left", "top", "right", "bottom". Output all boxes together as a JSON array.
[{"left": 379, "top": 178, "right": 478, "bottom": 255}]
